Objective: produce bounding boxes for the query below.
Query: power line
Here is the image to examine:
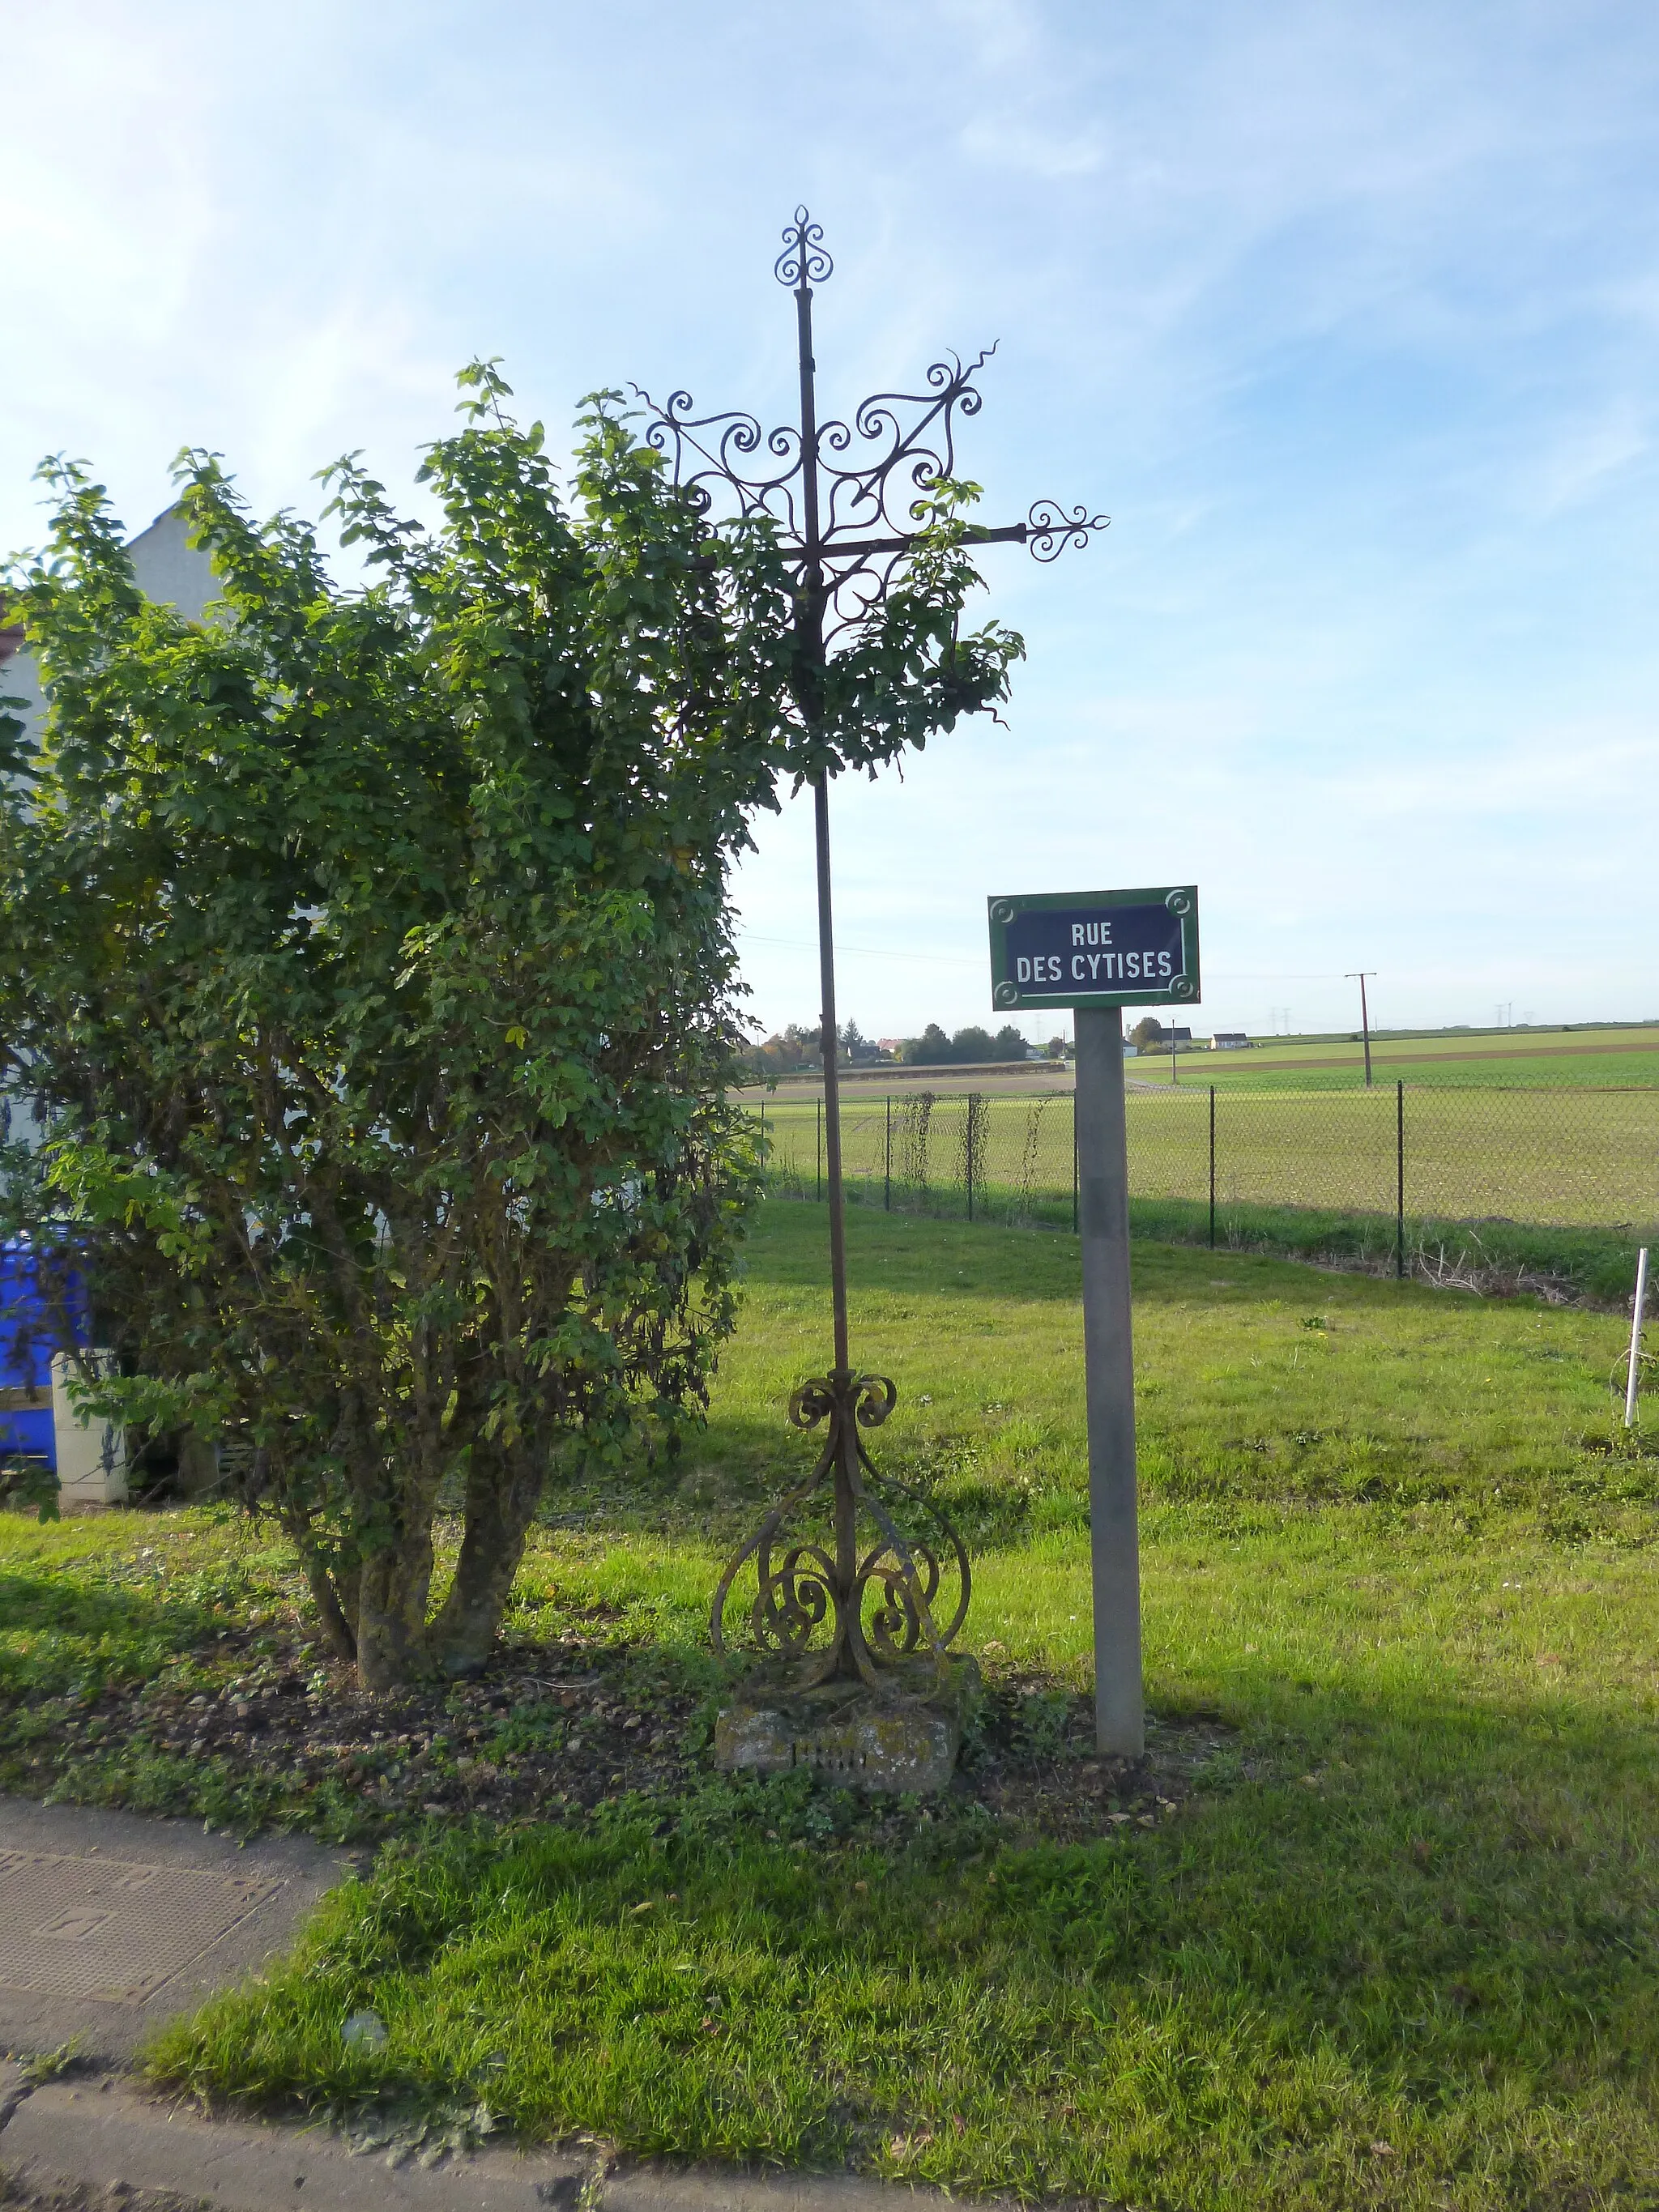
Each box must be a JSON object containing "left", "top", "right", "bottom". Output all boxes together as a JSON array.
[
  {"left": 736, "top": 929, "right": 1347, "bottom": 984},
  {"left": 735, "top": 931, "right": 979, "bottom": 968}
]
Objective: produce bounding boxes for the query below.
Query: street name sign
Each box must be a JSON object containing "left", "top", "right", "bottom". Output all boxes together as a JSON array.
[
  {"left": 987, "top": 886, "right": 1200, "bottom": 1012},
  {"left": 984, "top": 879, "right": 1202, "bottom": 1762}
]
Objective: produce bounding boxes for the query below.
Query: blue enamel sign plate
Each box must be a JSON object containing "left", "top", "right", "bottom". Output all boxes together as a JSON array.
[{"left": 987, "top": 885, "right": 1200, "bottom": 1012}]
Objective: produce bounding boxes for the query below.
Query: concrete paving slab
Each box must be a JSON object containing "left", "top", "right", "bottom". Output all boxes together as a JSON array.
[
  {"left": 0, "top": 1800, "right": 348, "bottom": 2065},
  {"left": 0, "top": 2083, "right": 971, "bottom": 2212}
]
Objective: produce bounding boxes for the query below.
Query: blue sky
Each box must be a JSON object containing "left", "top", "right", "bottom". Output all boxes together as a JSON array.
[{"left": 6, "top": 1, "right": 1657, "bottom": 1042}]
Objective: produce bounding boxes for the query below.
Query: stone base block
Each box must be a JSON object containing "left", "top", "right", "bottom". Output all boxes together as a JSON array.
[{"left": 714, "top": 1656, "right": 979, "bottom": 1793}]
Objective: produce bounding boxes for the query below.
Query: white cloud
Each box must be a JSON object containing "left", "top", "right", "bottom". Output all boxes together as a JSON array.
[
  {"left": 6, "top": 0, "right": 1659, "bottom": 1037},
  {"left": 1526, "top": 402, "right": 1652, "bottom": 514}
]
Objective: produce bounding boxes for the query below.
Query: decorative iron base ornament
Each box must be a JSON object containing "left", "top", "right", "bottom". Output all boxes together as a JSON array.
[
  {"left": 655, "top": 211, "right": 1103, "bottom": 1710},
  {"left": 711, "top": 1370, "right": 969, "bottom": 1691}
]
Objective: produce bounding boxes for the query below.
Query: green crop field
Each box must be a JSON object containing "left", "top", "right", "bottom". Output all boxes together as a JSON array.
[
  {"left": 744, "top": 1022, "right": 1659, "bottom": 1098},
  {"left": 4, "top": 1203, "right": 1659, "bottom": 2206},
  {"left": 1153, "top": 1023, "right": 1659, "bottom": 1093},
  {"left": 748, "top": 1082, "right": 1659, "bottom": 1305}
]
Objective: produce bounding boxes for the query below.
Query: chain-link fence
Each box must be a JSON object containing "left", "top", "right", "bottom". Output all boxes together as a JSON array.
[{"left": 749, "top": 1083, "right": 1659, "bottom": 1298}]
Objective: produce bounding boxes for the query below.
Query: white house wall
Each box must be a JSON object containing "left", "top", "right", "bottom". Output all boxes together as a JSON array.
[
  {"left": 2, "top": 507, "right": 218, "bottom": 1158},
  {"left": 2, "top": 504, "right": 220, "bottom": 752}
]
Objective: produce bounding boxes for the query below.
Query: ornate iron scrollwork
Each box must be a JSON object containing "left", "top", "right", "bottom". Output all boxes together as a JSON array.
[
  {"left": 1025, "top": 498, "right": 1108, "bottom": 561},
  {"left": 775, "top": 206, "right": 833, "bottom": 289},
  {"left": 634, "top": 209, "right": 1107, "bottom": 649},
  {"left": 665, "top": 211, "right": 1106, "bottom": 1711},
  {"left": 711, "top": 1369, "right": 970, "bottom": 1693}
]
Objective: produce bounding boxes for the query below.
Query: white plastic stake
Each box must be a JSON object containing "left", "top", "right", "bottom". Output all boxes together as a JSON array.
[{"left": 1626, "top": 1247, "right": 1650, "bottom": 1429}]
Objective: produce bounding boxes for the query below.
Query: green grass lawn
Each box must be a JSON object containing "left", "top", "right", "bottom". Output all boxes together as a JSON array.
[{"left": 6, "top": 1202, "right": 1659, "bottom": 2208}]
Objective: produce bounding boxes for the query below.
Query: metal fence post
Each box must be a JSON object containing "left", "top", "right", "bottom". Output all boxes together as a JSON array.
[
  {"left": 966, "top": 1097, "right": 975, "bottom": 1222},
  {"left": 885, "top": 1095, "right": 891, "bottom": 1212},
  {"left": 817, "top": 1095, "right": 822, "bottom": 1203},
  {"left": 1396, "top": 1080, "right": 1405, "bottom": 1279},
  {"left": 1209, "top": 1085, "right": 1217, "bottom": 1247}
]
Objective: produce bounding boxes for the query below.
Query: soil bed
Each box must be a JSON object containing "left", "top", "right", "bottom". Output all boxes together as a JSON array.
[{"left": 4, "top": 1595, "right": 1222, "bottom": 1852}]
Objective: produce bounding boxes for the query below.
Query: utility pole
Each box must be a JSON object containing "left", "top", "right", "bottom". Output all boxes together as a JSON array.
[{"left": 1346, "top": 971, "right": 1376, "bottom": 1087}]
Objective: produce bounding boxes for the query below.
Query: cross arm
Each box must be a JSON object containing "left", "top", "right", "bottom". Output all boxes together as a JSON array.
[{"left": 791, "top": 522, "right": 1033, "bottom": 565}]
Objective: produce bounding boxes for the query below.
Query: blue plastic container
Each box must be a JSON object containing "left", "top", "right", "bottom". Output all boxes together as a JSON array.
[{"left": 0, "top": 1242, "right": 91, "bottom": 1470}]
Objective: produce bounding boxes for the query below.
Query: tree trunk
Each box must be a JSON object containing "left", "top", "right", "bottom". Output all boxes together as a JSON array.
[
  {"left": 280, "top": 1512, "right": 359, "bottom": 1664},
  {"left": 354, "top": 1524, "right": 437, "bottom": 1689},
  {"left": 301, "top": 1554, "right": 358, "bottom": 1664},
  {"left": 424, "top": 1451, "right": 545, "bottom": 1677}
]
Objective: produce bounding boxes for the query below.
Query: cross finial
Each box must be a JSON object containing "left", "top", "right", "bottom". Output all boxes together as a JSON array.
[{"left": 775, "top": 207, "right": 833, "bottom": 292}]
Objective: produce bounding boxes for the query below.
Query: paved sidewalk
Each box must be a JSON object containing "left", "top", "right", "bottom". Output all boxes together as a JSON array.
[
  {"left": 0, "top": 1799, "right": 1018, "bottom": 2212},
  {"left": 0, "top": 1797, "right": 348, "bottom": 2065}
]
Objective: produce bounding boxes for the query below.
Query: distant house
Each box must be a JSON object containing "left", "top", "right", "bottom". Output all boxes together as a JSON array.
[
  {"left": 1209, "top": 1032, "right": 1252, "bottom": 1050},
  {"left": 1, "top": 506, "right": 220, "bottom": 1509},
  {"left": 0, "top": 614, "right": 42, "bottom": 742},
  {"left": 1137, "top": 1026, "right": 1192, "bottom": 1055},
  {"left": 3, "top": 505, "right": 220, "bottom": 754}
]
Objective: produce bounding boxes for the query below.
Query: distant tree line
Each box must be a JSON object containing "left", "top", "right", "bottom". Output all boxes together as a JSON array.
[
  {"left": 898, "top": 1022, "right": 1033, "bottom": 1065},
  {"left": 741, "top": 1019, "right": 1069, "bottom": 1076},
  {"left": 742, "top": 1022, "right": 828, "bottom": 1076}
]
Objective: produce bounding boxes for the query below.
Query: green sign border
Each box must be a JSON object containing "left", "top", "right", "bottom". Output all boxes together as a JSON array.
[{"left": 987, "top": 884, "right": 1201, "bottom": 1012}]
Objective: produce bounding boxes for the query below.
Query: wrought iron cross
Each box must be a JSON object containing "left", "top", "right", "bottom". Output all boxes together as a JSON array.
[{"left": 636, "top": 209, "right": 1106, "bottom": 1693}]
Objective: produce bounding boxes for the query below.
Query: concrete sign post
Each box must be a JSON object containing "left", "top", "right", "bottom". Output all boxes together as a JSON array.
[
  {"left": 987, "top": 885, "right": 1201, "bottom": 1757},
  {"left": 1075, "top": 1003, "right": 1143, "bottom": 1753}
]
